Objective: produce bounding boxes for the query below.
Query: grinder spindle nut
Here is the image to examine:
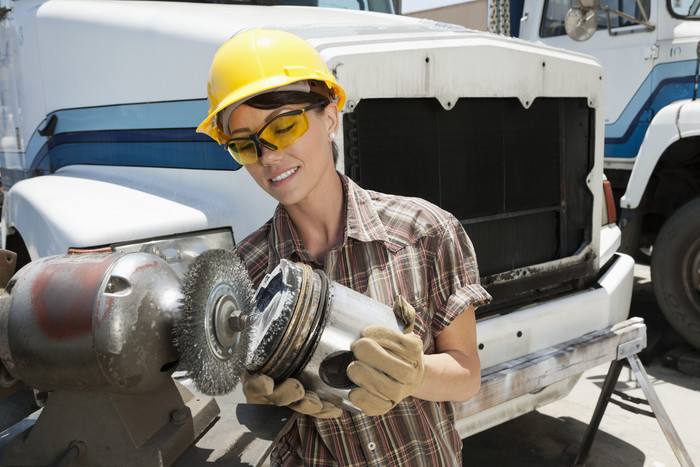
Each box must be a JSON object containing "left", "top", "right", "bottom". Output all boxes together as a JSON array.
[{"left": 229, "top": 313, "right": 250, "bottom": 332}]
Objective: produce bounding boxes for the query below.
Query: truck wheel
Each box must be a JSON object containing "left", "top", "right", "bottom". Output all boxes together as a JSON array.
[{"left": 651, "top": 197, "right": 700, "bottom": 350}]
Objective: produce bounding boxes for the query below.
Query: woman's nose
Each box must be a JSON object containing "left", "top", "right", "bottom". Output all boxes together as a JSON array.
[{"left": 259, "top": 145, "right": 282, "bottom": 166}]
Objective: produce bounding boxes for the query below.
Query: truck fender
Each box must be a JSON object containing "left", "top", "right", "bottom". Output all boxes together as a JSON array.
[{"left": 619, "top": 99, "right": 700, "bottom": 210}]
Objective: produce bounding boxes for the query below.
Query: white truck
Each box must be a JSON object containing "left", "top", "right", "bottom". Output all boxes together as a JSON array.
[
  {"left": 0, "top": 0, "right": 634, "bottom": 461},
  {"left": 502, "top": 0, "right": 700, "bottom": 349}
]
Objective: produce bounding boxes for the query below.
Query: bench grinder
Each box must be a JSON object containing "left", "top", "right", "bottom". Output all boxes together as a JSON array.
[
  {"left": 0, "top": 249, "right": 402, "bottom": 465},
  {"left": 0, "top": 252, "right": 219, "bottom": 466}
]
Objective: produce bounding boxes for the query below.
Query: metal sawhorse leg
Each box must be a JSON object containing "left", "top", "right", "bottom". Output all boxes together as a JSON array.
[{"left": 573, "top": 353, "right": 695, "bottom": 467}]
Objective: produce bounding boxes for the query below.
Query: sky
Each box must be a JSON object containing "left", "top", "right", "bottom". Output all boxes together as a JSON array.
[{"left": 401, "top": 0, "right": 468, "bottom": 13}]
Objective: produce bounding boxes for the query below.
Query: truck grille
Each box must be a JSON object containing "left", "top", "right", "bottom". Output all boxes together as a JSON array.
[{"left": 344, "top": 97, "right": 595, "bottom": 312}]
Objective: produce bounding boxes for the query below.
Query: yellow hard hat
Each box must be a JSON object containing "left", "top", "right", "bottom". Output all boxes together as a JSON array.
[{"left": 197, "top": 28, "right": 346, "bottom": 145}]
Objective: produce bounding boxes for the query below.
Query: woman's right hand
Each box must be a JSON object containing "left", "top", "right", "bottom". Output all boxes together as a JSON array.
[{"left": 242, "top": 373, "right": 342, "bottom": 419}]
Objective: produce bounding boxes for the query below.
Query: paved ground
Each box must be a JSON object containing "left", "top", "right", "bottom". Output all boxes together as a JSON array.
[{"left": 463, "top": 263, "right": 700, "bottom": 466}]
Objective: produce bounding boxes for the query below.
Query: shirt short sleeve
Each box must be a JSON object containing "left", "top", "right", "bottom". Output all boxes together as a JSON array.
[{"left": 429, "top": 217, "right": 492, "bottom": 335}]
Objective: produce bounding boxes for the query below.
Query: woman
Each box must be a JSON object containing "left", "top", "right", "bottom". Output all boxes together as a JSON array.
[{"left": 197, "top": 28, "right": 491, "bottom": 466}]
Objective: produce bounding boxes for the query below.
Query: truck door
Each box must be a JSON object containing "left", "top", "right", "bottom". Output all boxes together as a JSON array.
[{"left": 528, "top": 0, "right": 659, "bottom": 157}]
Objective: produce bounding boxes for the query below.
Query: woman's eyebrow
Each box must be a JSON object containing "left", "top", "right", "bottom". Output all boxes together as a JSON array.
[
  {"left": 230, "top": 106, "right": 299, "bottom": 137},
  {"left": 231, "top": 127, "right": 252, "bottom": 137}
]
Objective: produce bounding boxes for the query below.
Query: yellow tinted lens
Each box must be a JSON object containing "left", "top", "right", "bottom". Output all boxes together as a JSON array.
[
  {"left": 260, "top": 113, "right": 309, "bottom": 151},
  {"left": 227, "top": 140, "right": 258, "bottom": 165}
]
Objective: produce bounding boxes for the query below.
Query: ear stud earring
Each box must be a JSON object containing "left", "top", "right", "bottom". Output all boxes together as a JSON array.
[{"left": 330, "top": 132, "right": 336, "bottom": 139}]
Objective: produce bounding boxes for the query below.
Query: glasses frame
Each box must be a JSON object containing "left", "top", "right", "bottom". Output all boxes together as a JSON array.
[{"left": 224, "top": 102, "right": 325, "bottom": 165}]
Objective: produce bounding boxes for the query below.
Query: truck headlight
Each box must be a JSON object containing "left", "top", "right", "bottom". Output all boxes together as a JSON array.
[{"left": 68, "top": 229, "right": 234, "bottom": 279}]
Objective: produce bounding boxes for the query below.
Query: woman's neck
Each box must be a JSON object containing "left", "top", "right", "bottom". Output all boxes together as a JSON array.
[{"left": 285, "top": 172, "right": 345, "bottom": 263}]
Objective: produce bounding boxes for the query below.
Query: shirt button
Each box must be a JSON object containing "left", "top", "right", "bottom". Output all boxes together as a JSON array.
[{"left": 367, "top": 442, "right": 376, "bottom": 451}]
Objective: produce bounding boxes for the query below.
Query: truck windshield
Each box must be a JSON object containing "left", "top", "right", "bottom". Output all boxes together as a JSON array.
[
  {"left": 170, "top": 0, "right": 394, "bottom": 13},
  {"left": 540, "top": 0, "right": 653, "bottom": 37},
  {"left": 668, "top": 0, "right": 700, "bottom": 18}
]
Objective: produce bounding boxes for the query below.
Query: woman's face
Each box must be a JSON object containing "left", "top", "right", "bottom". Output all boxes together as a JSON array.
[{"left": 228, "top": 102, "right": 338, "bottom": 208}]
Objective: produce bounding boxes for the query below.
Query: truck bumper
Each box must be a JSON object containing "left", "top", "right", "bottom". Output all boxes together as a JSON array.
[
  {"left": 457, "top": 252, "right": 636, "bottom": 437},
  {"left": 477, "top": 253, "right": 635, "bottom": 370}
]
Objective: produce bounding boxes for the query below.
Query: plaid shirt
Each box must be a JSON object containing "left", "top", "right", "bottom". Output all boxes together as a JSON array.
[{"left": 235, "top": 174, "right": 491, "bottom": 466}]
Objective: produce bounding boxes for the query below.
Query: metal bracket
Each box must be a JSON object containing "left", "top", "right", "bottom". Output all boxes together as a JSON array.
[
  {"left": 644, "top": 45, "right": 660, "bottom": 61},
  {"left": 617, "top": 336, "right": 646, "bottom": 360}
]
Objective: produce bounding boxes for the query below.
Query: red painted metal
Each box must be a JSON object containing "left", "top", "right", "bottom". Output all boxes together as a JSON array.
[{"left": 29, "top": 255, "right": 116, "bottom": 341}]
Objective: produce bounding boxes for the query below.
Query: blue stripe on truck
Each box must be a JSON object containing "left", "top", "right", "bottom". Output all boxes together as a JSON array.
[
  {"left": 8, "top": 100, "right": 243, "bottom": 186},
  {"left": 604, "top": 60, "right": 696, "bottom": 159},
  {"left": 45, "top": 128, "right": 240, "bottom": 171}
]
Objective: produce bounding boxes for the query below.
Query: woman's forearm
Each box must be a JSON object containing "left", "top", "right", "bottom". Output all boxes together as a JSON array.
[{"left": 412, "top": 350, "right": 481, "bottom": 403}]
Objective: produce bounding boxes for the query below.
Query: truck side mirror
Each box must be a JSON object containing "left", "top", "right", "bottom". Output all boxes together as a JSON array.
[
  {"left": 564, "top": 0, "right": 654, "bottom": 42},
  {"left": 669, "top": 0, "right": 700, "bottom": 17},
  {"left": 564, "top": 7, "right": 598, "bottom": 41}
]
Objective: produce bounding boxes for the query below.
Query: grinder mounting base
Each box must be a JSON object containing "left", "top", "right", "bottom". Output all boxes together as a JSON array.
[{"left": 2, "top": 379, "right": 219, "bottom": 466}]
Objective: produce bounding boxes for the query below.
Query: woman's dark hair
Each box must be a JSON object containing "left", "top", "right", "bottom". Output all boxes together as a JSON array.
[
  {"left": 245, "top": 90, "right": 329, "bottom": 109},
  {"left": 246, "top": 91, "right": 339, "bottom": 164}
]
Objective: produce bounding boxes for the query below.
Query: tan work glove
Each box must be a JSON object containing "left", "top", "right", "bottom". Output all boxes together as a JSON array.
[
  {"left": 242, "top": 373, "right": 342, "bottom": 419},
  {"left": 346, "top": 296, "right": 426, "bottom": 416}
]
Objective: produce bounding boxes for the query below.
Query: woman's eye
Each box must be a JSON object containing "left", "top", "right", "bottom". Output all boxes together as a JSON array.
[
  {"left": 274, "top": 122, "right": 295, "bottom": 135},
  {"left": 240, "top": 142, "right": 255, "bottom": 152}
]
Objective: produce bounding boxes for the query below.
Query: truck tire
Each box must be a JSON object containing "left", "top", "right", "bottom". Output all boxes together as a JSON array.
[{"left": 651, "top": 197, "right": 700, "bottom": 350}]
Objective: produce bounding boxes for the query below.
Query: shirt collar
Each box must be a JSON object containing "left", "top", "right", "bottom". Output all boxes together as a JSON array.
[
  {"left": 268, "top": 173, "right": 390, "bottom": 263},
  {"left": 342, "top": 174, "right": 389, "bottom": 245}
]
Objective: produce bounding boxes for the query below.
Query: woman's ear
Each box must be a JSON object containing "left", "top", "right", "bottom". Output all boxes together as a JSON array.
[{"left": 324, "top": 102, "right": 340, "bottom": 141}]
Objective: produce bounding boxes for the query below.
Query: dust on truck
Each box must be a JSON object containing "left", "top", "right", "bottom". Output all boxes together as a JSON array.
[
  {"left": 507, "top": 0, "right": 700, "bottom": 349},
  {"left": 0, "top": 0, "right": 634, "bottom": 463}
]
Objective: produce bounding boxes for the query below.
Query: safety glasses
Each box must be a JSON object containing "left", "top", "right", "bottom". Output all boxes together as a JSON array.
[{"left": 224, "top": 102, "right": 324, "bottom": 166}]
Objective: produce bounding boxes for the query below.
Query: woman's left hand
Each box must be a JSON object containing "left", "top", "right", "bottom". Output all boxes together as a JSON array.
[{"left": 347, "top": 300, "right": 426, "bottom": 416}]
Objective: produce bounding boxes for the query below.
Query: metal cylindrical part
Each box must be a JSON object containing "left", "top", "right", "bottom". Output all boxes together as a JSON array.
[
  {"left": 298, "top": 279, "right": 403, "bottom": 411},
  {"left": 0, "top": 252, "right": 183, "bottom": 393},
  {"left": 250, "top": 260, "right": 402, "bottom": 412}
]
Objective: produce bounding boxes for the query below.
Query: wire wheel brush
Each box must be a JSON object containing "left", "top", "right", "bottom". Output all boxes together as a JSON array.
[{"left": 174, "top": 249, "right": 256, "bottom": 395}]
